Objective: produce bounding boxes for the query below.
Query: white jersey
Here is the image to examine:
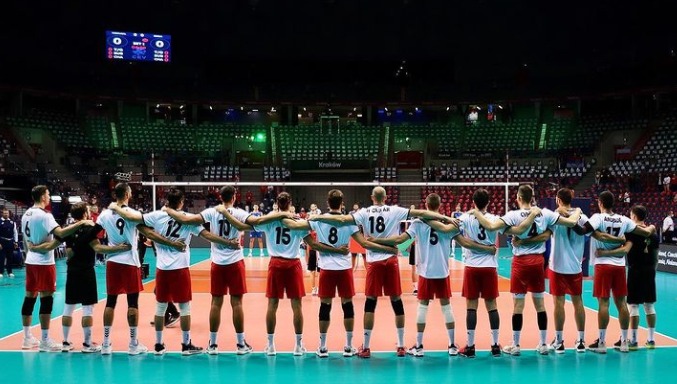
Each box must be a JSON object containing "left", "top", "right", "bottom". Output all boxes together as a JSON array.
[
  {"left": 406, "top": 219, "right": 456, "bottom": 279},
  {"left": 501, "top": 208, "right": 560, "bottom": 256},
  {"left": 588, "top": 212, "right": 637, "bottom": 267},
  {"left": 255, "top": 219, "right": 309, "bottom": 259},
  {"left": 22, "top": 207, "right": 59, "bottom": 265},
  {"left": 459, "top": 212, "right": 498, "bottom": 268},
  {"left": 309, "top": 215, "right": 359, "bottom": 270},
  {"left": 351, "top": 205, "right": 409, "bottom": 262},
  {"left": 97, "top": 207, "right": 140, "bottom": 267},
  {"left": 201, "top": 207, "right": 250, "bottom": 265},
  {"left": 549, "top": 210, "right": 589, "bottom": 274},
  {"left": 143, "top": 210, "right": 203, "bottom": 270}
]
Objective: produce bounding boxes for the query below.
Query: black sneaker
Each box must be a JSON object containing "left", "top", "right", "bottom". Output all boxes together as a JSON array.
[
  {"left": 490, "top": 344, "right": 502, "bottom": 357},
  {"left": 154, "top": 343, "right": 166, "bottom": 355},
  {"left": 166, "top": 314, "right": 180, "bottom": 328},
  {"left": 181, "top": 340, "right": 204, "bottom": 356},
  {"left": 613, "top": 339, "right": 622, "bottom": 349},
  {"left": 552, "top": 340, "right": 565, "bottom": 354},
  {"left": 459, "top": 344, "right": 476, "bottom": 358},
  {"left": 575, "top": 340, "right": 586, "bottom": 353}
]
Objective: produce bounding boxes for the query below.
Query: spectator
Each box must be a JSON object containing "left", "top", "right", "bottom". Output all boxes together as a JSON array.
[
  {"left": 0, "top": 207, "right": 18, "bottom": 278},
  {"left": 664, "top": 211, "right": 675, "bottom": 244},
  {"left": 664, "top": 174, "right": 671, "bottom": 194}
]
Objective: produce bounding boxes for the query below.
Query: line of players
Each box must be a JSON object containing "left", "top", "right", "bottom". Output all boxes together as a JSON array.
[{"left": 19, "top": 182, "right": 658, "bottom": 357}]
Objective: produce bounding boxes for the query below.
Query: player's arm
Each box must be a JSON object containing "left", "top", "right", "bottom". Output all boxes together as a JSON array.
[
  {"left": 213, "top": 207, "right": 251, "bottom": 231},
  {"left": 108, "top": 203, "right": 143, "bottom": 222},
  {"left": 89, "top": 240, "right": 132, "bottom": 254},
  {"left": 595, "top": 241, "right": 633, "bottom": 258},
  {"left": 410, "top": 209, "right": 460, "bottom": 226},
  {"left": 199, "top": 229, "right": 240, "bottom": 249},
  {"left": 307, "top": 214, "right": 355, "bottom": 225},
  {"left": 351, "top": 232, "right": 399, "bottom": 254},
  {"left": 513, "top": 229, "right": 552, "bottom": 246},
  {"left": 26, "top": 239, "right": 62, "bottom": 253},
  {"left": 281, "top": 218, "right": 310, "bottom": 230},
  {"left": 471, "top": 209, "right": 507, "bottom": 232},
  {"left": 630, "top": 224, "right": 656, "bottom": 238},
  {"left": 304, "top": 234, "right": 349, "bottom": 255},
  {"left": 66, "top": 248, "right": 74, "bottom": 260},
  {"left": 368, "top": 232, "right": 411, "bottom": 246},
  {"left": 164, "top": 207, "right": 205, "bottom": 225},
  {"left": 505, "top": 207, "right": 541, "bottom": 235},
  {"left": 454, "top": 235, "right": 497, "bottom": 254},
  {"left": 591, "top": 231, "right": 626, "bottom": 244},
  {"left": 52, "top": 219, "right": 95, "bottom": 239},
  {"left": 554, "top": 208, "right": 582, "bottom": 228},
  {"left": 424, "top": 219, "right": 459, "bottom": 233},
  {"left": 137, "top": 225, "right": 186, "bottom": 252}
]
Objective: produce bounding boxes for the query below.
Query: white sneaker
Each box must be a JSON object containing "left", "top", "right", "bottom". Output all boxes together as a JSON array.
[
  {"left": 236, "top": 341, "right": 253, "bottom": 355},
  {"left": 448, "top": 343, "right": 459, "bottom": 356},
  {"left": 128, "top": 342, "right": 148, "bottom": 355},
  {"left": 537, "top": 344, "right": 549, "bottom": 355},
  {"left": 82, "top": 343, "right": 102, "bottom": 353},
  {"left": 0, "top": 274, "right": 3, "bottom": 278},
  {"left": 316, "top": 347, "right": 329, "bottom": 358},
  {"left": 39, "top": 339, "right": 62, "bottom": 352},
  {"left": 407, "top": 344, "right": 424, "bottom": 357},
  {"left": 101, "top": 344, "right": 113, "bottom": 355},
  {"left": 343, "top": 346, "right": 357, "bottom": 357},
  {"left": 588, "top": 339, "right": 607, "bottom": 354},
  {"left": 264, "top": 344, "right": 277, "bottom": 356},
  {"left": 619, "top": 340, "right": 629, "bottom": 353},
  {"left": 293, "top": 344, "right": 307, "bottom": 356},
  {"left": 206, "top": 344, "right": 219, "bottom": 355},
  {"left": 8, "top": 273, "right": 14, "bottom": 278},
  {"left": 22, "top": 335, "right": 40, "bottom": 350},
  {"left": 62, "top": 341, "right": 74, "bottom": 352},
  {"left": 502, "top": 344, "right": 521, "bottom": 356}
]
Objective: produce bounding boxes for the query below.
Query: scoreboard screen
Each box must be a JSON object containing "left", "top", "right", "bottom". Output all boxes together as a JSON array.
[{"left": 106, "top": 31, "right": 171, "bottom": 62}]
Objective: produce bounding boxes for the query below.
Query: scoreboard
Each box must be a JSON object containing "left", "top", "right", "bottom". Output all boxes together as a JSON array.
[{"left": 106, "top": 31, "right": 171, "bottom": 62}]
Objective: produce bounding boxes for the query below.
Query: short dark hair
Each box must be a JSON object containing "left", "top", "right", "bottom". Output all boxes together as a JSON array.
[
  {"left": 631, "top": 205, "right": 647, "bottom": 221},
  {"left": 598, "top": 190, "right": 614, "bottom": 210},
  {"left": 114, "top": 183, "right": 130, "bottom": 200},
  {"left": 327, "top": 189, "right": 343, "bottom": 210},
  {"left": 518, "top": 185, "right": 533, "bottom": 204},
  {"left": 426, "top": 193, "right": 441, "bottom": 211},
  {"left": 472, "top": 189, "right": 490, "bottom": 210},
  {"left": 557, "top": 188, "right": 574, "bottom": 205},
  {"left": 220, "top": 186, "right": 236, "bottom": 203},
  {"left": 167, "top": 188, "right": 184, "bottom": 209},
  {"left": 70, "top": 202, "right": 89, "bottom": 220},
  {"left": 31, "top": 185, "right": 49, "bottom": 203},
  {"left": 277, "top": 192, "right": 291, "bottom": 211}
]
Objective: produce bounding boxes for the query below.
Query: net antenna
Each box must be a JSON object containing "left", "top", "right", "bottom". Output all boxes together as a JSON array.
[{"left": 141, "top": 181, "right": 520, "bottom": 212}]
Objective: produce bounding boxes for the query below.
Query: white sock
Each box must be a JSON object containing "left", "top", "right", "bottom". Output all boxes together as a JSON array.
[
  {"left": 631, "top": 329, "right": 638, "bottom": 343},
  {"left": 236, "top": 332, "right": 245, "bottom": 345},
  {"left": 648, "top": 328, "right": 655, "bottom": 342},
  {"left": 346, "top": 331, "right": 353, "bottom": 347},
  {"left": 513, "top": 331, "right": 521, "bottom": 346},
  {"left": 210, "top": 332, "right": 218, "bottom": 345},
  {"left": 416, "top": 331, "right": 424, "bottom": 347},
  {"left": 578, "top": 331, "right": 585, "bottom": 342},
  {"left": 540, "top": 330, "right": 547, "bottom": 345},
  {"left": 491, "top": 329, "right": 499, "bottom": 345},
  {"left": 62, "top": 326, "right": 71, "bottom": 343},
  {"left": 295, "top": 334, "right": 303, "bottom": 346},
  {"left": 41, "top": 329, "right": 48, "bottom": 342},
  {"left": 103, "top": 326, "right": 111, "bottom": 346},
  {"left": 319, "top": 333, "right": 327, "bottom": 349},
  {"left": 83, "top": 326, "right": 92, "bottom": 345},
  {"left": 621, "top": 329, "right": 628, "bottom": 343},
  {"left": 156, "top": 330, "right": 163, "bottom": 345},
  {"left": 267, "top": 333, "right": 275, "bottom": 347},
  {"left": 130, "top": 327, "right": 138, "bottom": 345},
  {"left": 23, "top": 326, "right": 31, "bottom": 339},
  {"left": 447, "top": 328, "right": 455, "bottom": 346},
  {"left": 182, "top": 331, "right": 190, "bottom": 345},
  {"left": 555, "top": 331, "right": 563, "bottom": 343},
  {"left": 396, "top": 328, "right": 405, "bottom": 348},
  {"left": 467, "top": 330, "right": 475, "bottom": 346},
  {"left": 363, "top": 330, "right": 372, "bottom": 349},
  {"left": 599, "top": 329, "right": 606, "bottom": 343}
]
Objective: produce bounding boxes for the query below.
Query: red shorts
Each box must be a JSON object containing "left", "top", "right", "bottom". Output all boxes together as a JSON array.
[
  {"left": 156, "top": 268, "right": 192, "bottom": 303},
  {"left": 417, "top": 276, "right": 451, "bottom": 300},
  {"left": 211, "top": 260, "right": 247, "bottom": 296},
  {"left": 593, "top": 264, "right": 627, "bottom": 298},
  {"left": 25, "top": 264, "right": 56, "bottom": 293},
  {"left": 549, "top": 269, "right": 583, "bottom": 296},
  {"left": 319, "top": 269, "right": 355, "bottom": 298},
  {"left": 510, "top": 254, "right": 545, "bottom": 294},
  {"left": 266, "top": 257, "right": 305, "bottom": 299},
  {"left": 462, "top": 266, "right": 499, "bottom": 300},
  {"left": 365, "top": 256, "right": 402, "bottom": 297},
  {"left": 106, "top": 261, "right": 143, "bottom": 295}
]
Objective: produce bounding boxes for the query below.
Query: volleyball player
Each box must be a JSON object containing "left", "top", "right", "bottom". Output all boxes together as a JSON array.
[
  {"left": 20, "top": 185, "right": 95, "bottom": 352},
  {"left": 248, "top": 204, "right": 264, "bottom": 257},
  {"left": 451, "top": 203, "right": 463, "bottom": 256},
  {"left": 163, "top": 185, "right": 291, "bottom": 354},
  {"left": 98, "top": 183, "right": 185, "bottom": 355},
  {"left": 308, "top": 186, "right": 458, "bottom": 358},
  {"left": 218, "top": 192, "right": 346, "bottom": 356},
  {"left": 369, "top": 193, "right": 495, "bottom": 357},
  {"left": 306, "top": 229, "right": 320, "bottom": 296},
  {"left": 472, "top": 185, "right": 582, "bottom": 356}
]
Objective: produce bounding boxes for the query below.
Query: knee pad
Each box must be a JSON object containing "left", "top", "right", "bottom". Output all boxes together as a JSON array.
[
  {"left": 127, "top": 293, "right": 139, "bottom": 309},
  {"left": 391, "top": 299, "right": 405, "bottom": 316},
  {"left": 341, "top": 301, "right": 354, "bottom": 319},
  {"left": 82, "top": 305, "right": 94, "bottom": 317},
  {"left": 643, "top": 303, "right": 656, "bottom": 315},
  {"left": 416, "top": 304, "right": 429, "bottom": 324},
  {"left": 441, "top": 304, "right": 454, "bottom": 324},
  {"left": 513, "top": 293, "right": 526, "bottom": 299},
  {"left": 155, "top": 302, "right": 169, "bottom": 317},
  {"left": 628, "top": 304, "right": 640, "bottom": 317},
  {"left": 364, "top": 298, "right": 377, "bottom": 313},
  {"left": 63, "top": 304, "right": 76, "bottom": 317},
  {"left": 39, "top": 296, "right": 54, "bottom": 315},
  {"left": 106, "top": 295, "right": 118, "bottom": 309},
  {"left": 178, "top": 302, "right": 191, "bottom": 316},
  {"left": 21, "top": 297, "right": 37, "bottom": 316},
  {"left": 532, "top": 292, "right": 545, "bottom": 299},
  {"left": 319, "top": 302, "right": 332, "bottom": 321}
]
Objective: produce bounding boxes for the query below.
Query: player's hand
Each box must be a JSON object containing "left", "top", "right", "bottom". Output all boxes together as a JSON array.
[
  {"left": 467, "top": 208, "right": 476, "bottom": 216},
  {"left": 336, "top": 246, "right": 350, "bottom": 255},
  {"left": 14, "top": 242, "right": 18, "bottom": 249},
  {"left": 511, "top": 237, "right": 523, "bottom": 247},
  {"left": 118, "top": 243, "right": 132, "bottom": 251},
  {"left": 385, "top": 246, "right": 399, "bottom": 254},
  {"left": 108, "top": 202, "right": 118, "bottom": 210},
  {"left": 529, "top": 206, "right": 542, "bottom": 216},
  {"left": 215, "top": 205, "right": 228, "bottom": 215},
  {"left": 160, "top": 206, "right": 168, "bottom": 212},
  {"left": 649, "top": 225, "right": 656, "bottom": 235},
  {"left": 489, "top": 245, "right": 498, "bottom": 255},
  {"left": 594, "top": 249, "right": 603, "bottom": 257},
  {"left": 81, "top": 220, "right": 96, "bottom": 227},
  {"left": 366, "top": 236, "right": 375, "bottom": 242},
  {"left": 172, "top": 240, "right": 187, "bottom": 252},
  {"left": 556, "top": 206, "right": 570, "bottom": 217},
  {"left": 26, "top": 241, "right": 35, "bottom": 251},
  {"left": 307, "top": 214, "right": 318, "bottom": 221},
  {"left": 225, "top": 239, "right": 241, "bottom": 249}
]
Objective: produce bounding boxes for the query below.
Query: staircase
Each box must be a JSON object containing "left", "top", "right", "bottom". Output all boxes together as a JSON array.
[{"left": 396, "top": 169, "right": 422, "bottom": 207}]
